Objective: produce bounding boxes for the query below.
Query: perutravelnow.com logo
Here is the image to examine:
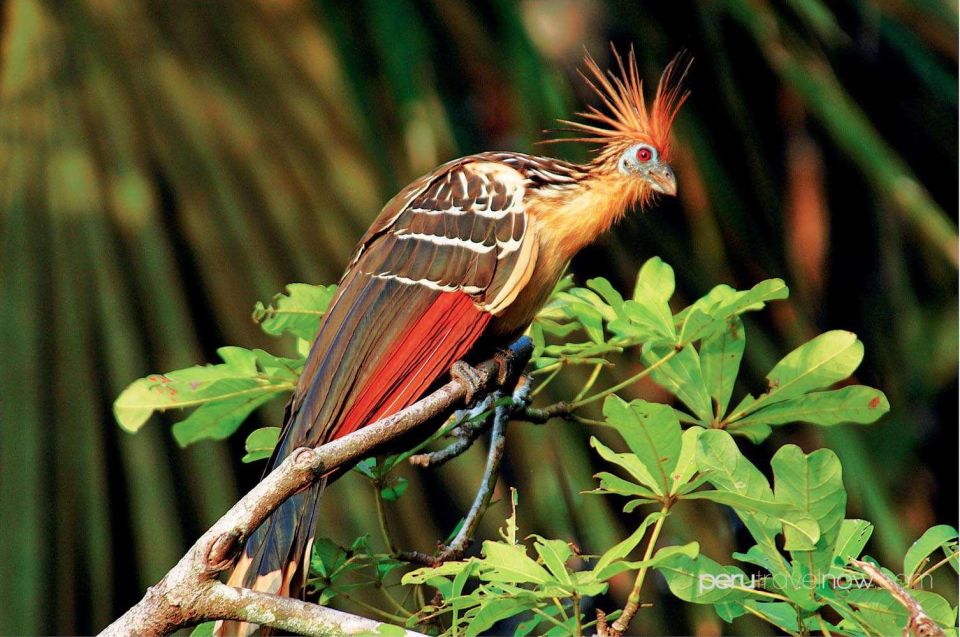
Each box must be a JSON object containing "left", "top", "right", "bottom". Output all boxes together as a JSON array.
[{"left": 697, "top": 572, "right": 931, "bottom": 593}]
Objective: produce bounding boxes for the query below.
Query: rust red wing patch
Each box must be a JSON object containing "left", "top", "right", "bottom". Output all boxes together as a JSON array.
[{"left": 332, "top": 291, "right": 491, "bottom": 441}]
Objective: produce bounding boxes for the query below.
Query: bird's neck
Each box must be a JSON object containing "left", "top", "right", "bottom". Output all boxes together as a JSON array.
[{"left": 530, "top": 171, "right": 642, "bottom": 261}]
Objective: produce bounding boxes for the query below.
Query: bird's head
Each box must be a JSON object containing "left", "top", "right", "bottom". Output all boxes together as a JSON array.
[{"left": 552, "top": 47, "right": 690, "bottom": 207}]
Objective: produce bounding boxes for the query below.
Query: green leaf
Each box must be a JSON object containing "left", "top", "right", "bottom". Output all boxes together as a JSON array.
[
  {"left": 602, "top": 396, "right": 682, "bottom": 493},
  {"left": 683, "top": 491, "right": 819, "bottom": 549},
  {"left": 696, "top": 430, "right": 788, "bottom": 574},
  {"left": 353, "top": 458, "right": 376, "bottom": 479},
  {"left": 710, "top": 279, "right": 789, "bottom": 318},
  {"left": 586, "top": 277, "right": 625, "bottom": 312},
  {"left": 740, "top": 601, "right": 801, "bottom": 634},
  {"left": 532, "top": 536, "right": 573, "bottom": 585},
  {"left": 771, "top": 445, "right": 845, "bottom": 561},
  {"left": 730, "top": 422, "right": 772, "bottom": 444},
  {"left": 677, "top": 279, "right": 788, "bottom": 325},
  {"left": 401, "top": 559, "right": 475, "bottom": 585},
  {"left": 731, "top": 385, "right": 890, "bottom": 429},
  {"left": 597, "top": 542, "right": 700, "bottom": 580},
  {"left": 590, "top": 472, "right": 660, "bottom": 500},
  {"left": 372, "top": 625, "right": 407, "bottom": 637},
  {"left": 113, "top": 346, "right": 297, "bottom": 438},
  {"left": 838, "top": 589, "right": 956, "bottom": 636},
  {"left": 253, "top": 283, "right": 337, "bottom": 340},
  {"left": 556, "top": 293, "right": 606, "bottom": 344},
  {"left": 380, "top": 477, "right": 409, "bottom": 502},
  {"left": 642, "top": 345, "right": 714, "bottom": 423},
  {"left": 500, "top": 488, "right": 519, "bottom": 545},
  {"left": 190, "top": 622, "right": 215, "bottom": 636},
  {"left": 904, "top": 525, "right": 959, "bottom": 581},
  {"left": 670, "top": 427, "right": 702, "bottom": 494},
  {"left": 479, "top": 541, "right": 553, "bottom": 584},
  {"left": 607, "top": 257, "right": 676, "bottom": 344},
  {"left": 171, "top": 389, "right": 282, "bottom": 447},
  {"left": 633, "top": 256, "right": 675, "bottom": 304},
  {"left": 678, "top": 308, "right": 719, "bottom": 344},
  {"left": 466, "top": 598, "right": 533, "bottom": 635},
  {"left": 590, "top": 437, "right": 663, "bottom": 496},
  {"left": 592, "top": 511, "right": 664, "bottom": 578},
  {"left": 732, "top": 544, "right": 781, "bottom": 574},
  {"left": 609, "top": 300, "right": 676, "bottom": 345},
  {"left": 682, "top": 490, "right": 790, "bottom": 517},
  {"left": 729, "top": 331, "right": 864, "bottom": 424},
  {"left": 832, "top": 519, "right": 874, "bottom": 569},
  {"left": 700, "top": 317, "right": 745, "bottom": 419},
  {"left": 654, "top": 552, "right": 752, "bottom": 604},
  {"left": 241, "top": 426, "right": 281, "bottom": 463}
]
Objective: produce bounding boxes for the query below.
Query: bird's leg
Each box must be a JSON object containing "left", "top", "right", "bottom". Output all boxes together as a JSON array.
[
  {"left": 494, "top": 335, "right": 534, "bottom": 387},
  {"left": 450, "top": 360, "right": 485, "bottom": 405}
]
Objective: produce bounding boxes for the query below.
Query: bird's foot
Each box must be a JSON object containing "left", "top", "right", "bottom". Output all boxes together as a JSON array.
[
  {"left": 451, "top": 360, "right": 485, "bottom": 405},
  {"left": 494, "top": 339, "right": 531, "bottom": 387}
]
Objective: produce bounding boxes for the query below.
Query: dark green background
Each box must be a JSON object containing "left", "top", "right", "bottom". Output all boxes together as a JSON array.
[{"left": 0, "top": 0, "right": 956, "bottom": 634}]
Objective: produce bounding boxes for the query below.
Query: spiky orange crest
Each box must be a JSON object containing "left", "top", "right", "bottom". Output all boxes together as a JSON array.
[{"left": 553, "top": 47, "right": 690, "bottom": 170}]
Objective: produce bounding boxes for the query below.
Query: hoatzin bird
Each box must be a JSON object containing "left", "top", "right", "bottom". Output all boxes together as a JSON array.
[{"left": 216, "top": 49, "right": 687, "bottom": 635}]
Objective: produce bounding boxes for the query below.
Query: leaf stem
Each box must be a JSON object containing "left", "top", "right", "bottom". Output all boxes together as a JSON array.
[
  {"left": 610, "top": 505, "right": 670, "bottom": 634},
  {"left": 373, "top": 479, "right": 398, "bottom": 556},
  {"left": 912, "top": 550, "right": 958, "bottom": 586},
  {"left": 570, "top": 349, "right": 678, "bottom": 409},
  {"left": 572, "top": 594, "right": 583, "bottom": 637},
  {"left": 815, "top": 613, "right": 831, "bottom": 637},
  {"left": 573, "top": 363, "right": 604, "bottom": 402},
  {"left": 531, "top": 365, "right": 563, "bottom": 397},
  {"left": 531, "top": 607, "right": 568, "bottom": 630},
  {"left": 333, "top": 591, "right": 408, "bottom": 623},
  {"left": 740, "top": 603, "right": 800, "bottom": 637}
]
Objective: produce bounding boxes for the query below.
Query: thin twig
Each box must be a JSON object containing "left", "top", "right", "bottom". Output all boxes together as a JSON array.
[
  {"left": 408, "top": 396, "right": 496, "bottom": 468},
  {"left": 850, "top": 558, "right": 946, "bottom": 637},
  {"left": 608, "top": 505, "right": 670, "bottom": 636}
]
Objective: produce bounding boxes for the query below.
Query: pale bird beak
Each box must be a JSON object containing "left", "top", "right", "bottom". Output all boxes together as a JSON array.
[{"left": 646, "top": 164, "right": 677, "bottom": 196}]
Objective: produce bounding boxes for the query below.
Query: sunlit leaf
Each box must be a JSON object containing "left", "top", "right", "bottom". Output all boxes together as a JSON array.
[
  {"left": 602, "top": 396, "right": 682, "bottom": 493},
  {"left": 642, "top": 345, "right": 714, "bottom": 423},
  {"left": 696, "top": 430, "right": 789, "bottom": 574},
  {"left": 903, "top": 525, "right": 959, "bottom": 581},
  {"left": 727, "top": 331, "right": 864, "bottom": 424},
  {"left": 832, "top": 519, "right": 874, "bottom": 570},
  {"left": 590, "top": 437, "right": 663, "bottom": 496},
  {"left": 731, "top": 386, "right": 889, "bottom": 429},
  {"left": 700, "top": 317, "right": 745, "bottom": 419},
  {"left": 479, "top": 541, "right": 553, "bottom": 585},
  {"left": 771, "top": 445, "right": 845, "bottom": 560},
  {"left": 253, "top": 283, "right": 337, "bottom": 341},
  {"left": 113, "top": 346, "right": 298, "bottom": 439},
  {"left": 241, "top": 426, "right": 281, "bottom": 463},
  {"left": 654, "top": 552, "right": 752, "bottom": 604}
]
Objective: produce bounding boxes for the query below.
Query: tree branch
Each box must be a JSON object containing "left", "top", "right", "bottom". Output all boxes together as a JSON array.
[
  {"left": 100, "top": 338, "right": 533, "bottom": 637},
  {"left": 849, "top": 558, "right": 946, "bottom": 637}
]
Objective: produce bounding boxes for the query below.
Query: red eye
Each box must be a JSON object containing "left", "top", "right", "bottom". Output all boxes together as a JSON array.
[{"left": 636, "top": 147, "right": 653, "bottom": 162}]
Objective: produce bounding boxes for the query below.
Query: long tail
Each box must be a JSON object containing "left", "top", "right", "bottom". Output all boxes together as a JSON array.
[{"left": 214, "top": 427, "right": 328, "bottom": 637}]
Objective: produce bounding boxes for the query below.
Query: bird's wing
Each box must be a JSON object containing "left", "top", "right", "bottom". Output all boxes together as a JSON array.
[
  {"left": 282, "top": 157, "right": 538, "bottom": 452},
  {"left": 225, "top": 158, "right": 541, "bottom": 609}
]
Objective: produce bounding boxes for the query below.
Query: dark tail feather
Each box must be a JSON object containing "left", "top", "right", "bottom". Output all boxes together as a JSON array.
[{"left": 214, "top": 480, "right": 325, "bottom": 636}]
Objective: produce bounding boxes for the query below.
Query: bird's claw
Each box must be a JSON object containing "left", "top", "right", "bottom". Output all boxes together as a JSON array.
[
  {"left": 451, "top": 360, "right": 484, "bottom": 405},
  {"left": 494, "top": 346, "right": 524, "bottom": 387}
]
